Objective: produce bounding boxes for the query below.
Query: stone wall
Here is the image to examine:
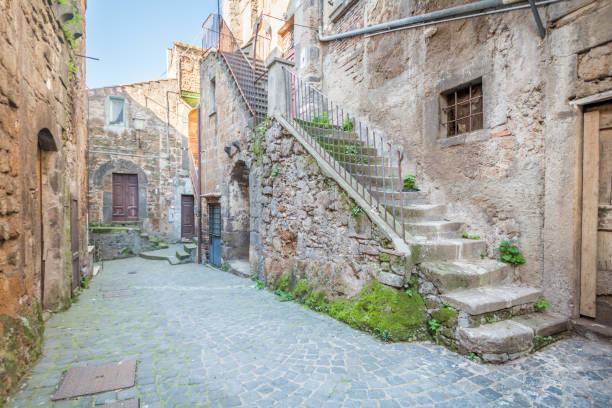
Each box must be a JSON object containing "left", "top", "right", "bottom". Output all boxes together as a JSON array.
[
  {"left": 250, "top": 122, "right": 409, "bottom": 296},
  {"left": 87, "top": 79, "right": 194, "bottom": 241},
  {"left": 0, "top": 0, "right": 88, "bottom": 402},
  {"left": 305, "top": 0, "right": 612, "bottom": 316},
  {"left": 89, "top": 227, "right": 158, "bottom": 261}
]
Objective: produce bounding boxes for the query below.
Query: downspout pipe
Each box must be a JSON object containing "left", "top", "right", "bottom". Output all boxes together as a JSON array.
[{"left": 318, "top": 0, "right": 530, "bottom": 42}]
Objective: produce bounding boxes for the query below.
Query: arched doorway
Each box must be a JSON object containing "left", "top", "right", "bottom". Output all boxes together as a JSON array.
[{"left": 224, "top": 160, "right": 251, "bottom": 276}]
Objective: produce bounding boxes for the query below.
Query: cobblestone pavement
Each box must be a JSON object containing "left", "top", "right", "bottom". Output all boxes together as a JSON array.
[{"left": 7, "top": 257, "right": 612, "bottom": 408}]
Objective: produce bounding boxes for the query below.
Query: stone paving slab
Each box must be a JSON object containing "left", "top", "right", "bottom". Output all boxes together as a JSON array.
[
  {"left": 6, "top": 257, "right": 612, "bottom": 407},
  {"left": 52, "top": 360, "right": 136, "bottom": 400}
]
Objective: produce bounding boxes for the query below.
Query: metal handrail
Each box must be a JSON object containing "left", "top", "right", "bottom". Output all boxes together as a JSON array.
[
  {"left": 281, "top": 66, "right": 410, "bottom": 244},
  {"left": 202, "top": 13, "right": 267, "bottom": 125}
]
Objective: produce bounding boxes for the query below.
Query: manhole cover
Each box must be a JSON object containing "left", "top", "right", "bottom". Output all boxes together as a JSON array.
[
  {"left": 127, "top": 271, "right": 137, "bottom": 275},
  {"left": 101, "top": 399, "right": 139, "bottom": 408},
  {"left": 52, "top": 360, "right": 136, "bottom": 400}
]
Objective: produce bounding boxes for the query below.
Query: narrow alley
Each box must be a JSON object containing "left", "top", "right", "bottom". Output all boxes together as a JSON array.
[{"left": 7, "top": 257, "right": 612, "bottom": 407}]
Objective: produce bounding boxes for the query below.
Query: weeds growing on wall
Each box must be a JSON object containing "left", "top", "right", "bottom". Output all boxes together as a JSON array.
[{"left": 497, "top": 240, "right": 525, "bottom": 265}]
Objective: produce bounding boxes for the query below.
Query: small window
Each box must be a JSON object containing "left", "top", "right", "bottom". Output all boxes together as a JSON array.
[
  {"left": 108, "top": 97, "right": 125, "bottom": 126},
  {"left": 209, "top": 78, "right": 216, "bottom": 115},
  {"left": 442, "top": 81, "right": 483, "bottom": 137}
]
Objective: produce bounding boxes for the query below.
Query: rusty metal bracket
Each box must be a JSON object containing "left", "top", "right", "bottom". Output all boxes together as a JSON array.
[{"left": 527, "top": 0, "right": 546, "bottom": 39}]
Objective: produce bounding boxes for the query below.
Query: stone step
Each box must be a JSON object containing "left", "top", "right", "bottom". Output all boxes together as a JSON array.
[
  {"left": 139, "top": 252, "right": 169, "bottom": 261},
  {"left": 371, "top": 189, "right": 429, "bottom": 204},
  {"left": 411, "top": 238, "right": 486, "bottom": 262},
  {"left": 570, "top": 318, "right": 612, "bottom": 342},
  {"left": 386, "top": 203, "right": 446, "bottom": 221},
  {"left": 419, "top": 260, "right": 512, "bottom": 293},
  {"left": 93, "top": 265, "right": 101, "bottom": 276},
  {"left": 441, "top": 285, "right": 542, "bottom": 315},
  {"left": 336, "top": 156, "right": 389, "bottom": 165},
  {"left": 512, "top": 312, "right": 568, "bottom": 337},
  {"left": 176, "top": 249, "right": 190, "bottom": 260},
  {"left": 184, "top": 243, "right": 197, "bottom": 254},
  {"left": 168, "top": 256, "right": 180, "bottom": 265},
  {"left": 457, "top": 320, "right": 534, "bottom": 362},
  {"left": 405, "top": 221, "right": 464, "bottom": 240}
]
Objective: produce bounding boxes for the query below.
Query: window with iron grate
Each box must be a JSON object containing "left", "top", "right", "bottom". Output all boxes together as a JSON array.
[{"left": 442, "top": 81, "right": 483, "bottom": 137}]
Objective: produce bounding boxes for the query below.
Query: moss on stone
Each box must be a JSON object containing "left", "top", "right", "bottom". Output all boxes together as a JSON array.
[
  {"left": 327, "top": 281, "right": 429, "bottom": 342},
  {"left": 379, "top": 253, "right": 391, "bottom": 263},
  {"left": 432, "top": 307, "right": 458, "bottom": 327}
]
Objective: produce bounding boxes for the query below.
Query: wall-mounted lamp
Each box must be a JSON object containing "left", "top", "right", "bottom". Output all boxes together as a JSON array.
[{"left": 133, "top": 114, "right": 145, "bottom": 148}]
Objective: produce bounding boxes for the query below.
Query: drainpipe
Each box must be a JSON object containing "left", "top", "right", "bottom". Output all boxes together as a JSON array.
[
  {"left": 197, "top": 104, "right": 202, "bottom": 264},
  {"left": 317, "top": 0, "right": 559, "bottom": 42}
]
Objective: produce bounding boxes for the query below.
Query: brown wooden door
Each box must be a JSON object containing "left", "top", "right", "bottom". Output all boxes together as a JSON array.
[
  {"left": 70, "top": 198, "right": 80, "bottom": 295},
  {"left": 581, "top": 103, "right": 612, "bottom": 318},
  {"left": 181, "top": 195, "right": 195, "bottom": 239},
  {"left": 112, "top": 173, "right": 138, "bottom": 221}
]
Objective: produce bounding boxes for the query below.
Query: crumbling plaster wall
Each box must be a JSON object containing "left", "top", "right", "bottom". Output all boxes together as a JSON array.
[
  {"left": 0, "top": 0, "right": 88, "bottom": 401},
  {"left": 313, "top": 0, "right": 612, "bottom": 316},
  {"left": 88, "top": 79, "right": 193, "bottom": 241}
]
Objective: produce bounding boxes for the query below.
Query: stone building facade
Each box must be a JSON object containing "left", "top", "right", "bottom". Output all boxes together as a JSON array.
[
  {"left": 87, "top": 43, "right": 203, "bottom": 251},
  {"left": 308, "top": 0, "right": 612, "bottom": 323},
  {"left": 0, "top": 0, "right": 89, "bottom": 402},
  {"left": 199, "top": 0, "right": 612, "bottom": 353}
]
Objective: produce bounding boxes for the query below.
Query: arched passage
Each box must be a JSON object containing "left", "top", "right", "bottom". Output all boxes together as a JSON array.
[{"left": 223, "top": 160, "right": 250, "bottom": 271}]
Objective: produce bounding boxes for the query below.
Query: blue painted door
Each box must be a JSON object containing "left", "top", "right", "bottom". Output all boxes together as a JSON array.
[{"left": 208, "top": 203, "right": 221, "bottom": 267}]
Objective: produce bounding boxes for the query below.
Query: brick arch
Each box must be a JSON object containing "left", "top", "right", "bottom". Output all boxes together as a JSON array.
[{"left": 92, "top": 158, "right": 148, "bottom": 222}]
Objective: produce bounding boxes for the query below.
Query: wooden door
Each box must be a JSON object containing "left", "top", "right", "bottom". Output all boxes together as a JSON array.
[
  {"left": 70, "top": 198, "right": 80, "bottom": 295},
  {"left": 112, "top": 173, "right": 138, "bottom": 221},
  {"left": 581, "top": 103, "right": 612, "bottom": 317},
  {"left": 181, "top": 195, "right": 195, "bottom": 239}
]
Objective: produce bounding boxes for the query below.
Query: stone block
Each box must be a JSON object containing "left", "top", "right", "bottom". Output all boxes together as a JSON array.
[
  {"left": 458, "top": 320, "right": 533, "bottom": 355},
  {"left": 512, "top": 312, "right": 567, "bottom": 337},
  {"left": 377, "top": 271, "right": 403, "bottom": 288},
  {"left": 441, "top": 285, "right": 542, "bottom": 315}
]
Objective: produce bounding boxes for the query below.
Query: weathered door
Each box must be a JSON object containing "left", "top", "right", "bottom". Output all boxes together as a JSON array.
[
  {"left": 112, "top": 173, "right": 138, "bottom": 221},
  {"left": 181, "top": 195, "right": 195, "bottom": 239},
  {"left": 208, "top": 203, "right": 221, "bottom": 267},
  {"left": 581, "top": 103, "right": 612, "bottom": 318},
  {"left": 70, "top": 198, "right": 80, "bottom": 295}
]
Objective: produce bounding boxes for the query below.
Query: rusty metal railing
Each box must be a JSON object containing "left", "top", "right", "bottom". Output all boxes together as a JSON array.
[
  {"left": 201, "top": 13, "right": 267, "bottom": 125},
  {"left": 281, "top": 66, "right": 410, "bottom": 243}
]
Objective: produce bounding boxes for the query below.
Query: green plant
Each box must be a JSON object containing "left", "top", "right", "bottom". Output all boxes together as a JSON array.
[
  {"left": 497, "top": 240, "right": 526, "bottom": 265},
  {"left": 71, "top": 288, "right": 82, "bottom": 303},
  {"left": 533, "top": 335, "right": 553, "bottom": 350},
  {"left": 381, "top": 329, "right": 392, "bottom": 342},
  {"left": 403, "top": 174, "right": 418, "bottom": 190},
  {"left": 462, "top": 232, "right": 481, "bottom": 240},
  {"left": 79, "top": 277, "right": 90, "bottom": 289},
  {"left": 254, "top": 278, "right": 265, "bottom": 290},
  {"left": 468, "top": 352, "right": 477, "bottom": 360},
  {"left": 271, "top": 164, "right": 279, "bottom": 178},
  {"left": 533, "top": 298, "right": 550, "bottom": 313},
  {"left": 428, "top": 319, "right": 440, "bottom": 332},
  {"left": 275, "top": 289, "right": 294, "bottom": 302},
  {"left": 345, "top": 146, "right": 358, "bottom": 155},
  {"left": 310, "top": 112, "right": 330, "bottom": 128},
  {"left": 351, "top": 205, "right": 362, "bottom": 216},
  {"left": 405, "top": 289, "right": 413, "bottom": 297},
  {"left": 221, "top": 263, "right": 228, "bottom": 272},
  {"left": 68, "top": 59, "right": 77, "bottom": 80},
  {"left": 343, "top": 116, "right": 354, "bottom": 132},
  {"left": 485, "top": 316, "right": 495, "bottom": 324}
]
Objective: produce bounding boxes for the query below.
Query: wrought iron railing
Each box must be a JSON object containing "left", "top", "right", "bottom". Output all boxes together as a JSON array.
[
  {"left": 201, "top": 13, "right": 267, "bottom": 125},
  {"left": 280, "top": 66, "right": 413, "bottom": 243}
]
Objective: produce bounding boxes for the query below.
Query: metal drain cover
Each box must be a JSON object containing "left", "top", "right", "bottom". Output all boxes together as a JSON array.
[
  {"left": 127, "top": 271, "right": 137, "bottom": 275},
  {"left": 102, "top": 290, "right": 133, "bottom": 298},
  {"left": 101, "top": 399, "right": 139, "bottom": 408},
  {"left": 52, "top": 360, "right": 136, "bottom": 400}
]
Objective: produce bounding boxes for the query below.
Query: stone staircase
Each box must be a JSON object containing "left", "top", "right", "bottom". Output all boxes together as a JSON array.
[
  {"left": 139, "top": 242, "right": 197, "bottom": 265},
  {"left": 287, "top": 111, "right": 568, "bottom": 361}
]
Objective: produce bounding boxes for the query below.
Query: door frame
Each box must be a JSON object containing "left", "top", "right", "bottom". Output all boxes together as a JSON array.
[
  {"left": 181, "top": 194, "right": 195, "bottom": 240},
  {"left": 112, "top": 173, "right": 139, "bottom": 222}
]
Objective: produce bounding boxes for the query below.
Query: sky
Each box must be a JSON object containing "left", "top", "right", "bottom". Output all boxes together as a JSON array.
[{"left": 86, "top": 0, "right": 218, "bottom": 89}]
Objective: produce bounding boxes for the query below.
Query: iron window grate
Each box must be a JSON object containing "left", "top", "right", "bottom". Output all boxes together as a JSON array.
[{"left": 442, "top": 82, "right": 483, "bottom": 137}]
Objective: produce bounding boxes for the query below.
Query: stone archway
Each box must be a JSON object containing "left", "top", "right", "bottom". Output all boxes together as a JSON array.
[
  {"left": 91, "top": 158, "right": 148, "bottom": 223},
  {"left": 223, "top": 160, "right": 251, "bottom": 275}
]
